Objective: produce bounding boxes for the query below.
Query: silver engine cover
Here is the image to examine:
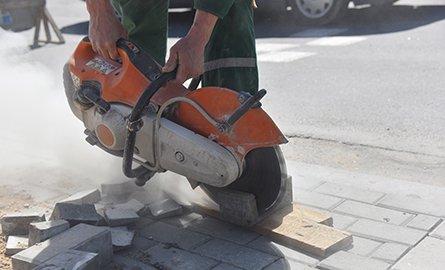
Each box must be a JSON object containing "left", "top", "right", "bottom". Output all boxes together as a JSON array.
[{"left": 78, "top": 103, "right": 242, "bottom": 188}]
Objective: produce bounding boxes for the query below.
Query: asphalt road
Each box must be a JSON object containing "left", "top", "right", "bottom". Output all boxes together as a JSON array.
[{"left": 251, "top": 0, "right": 445, "bottom": 185}]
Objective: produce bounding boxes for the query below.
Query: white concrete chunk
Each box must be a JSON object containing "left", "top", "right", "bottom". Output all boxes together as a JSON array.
[
  {"left": 392, "top": 237, "right": 445, "bottom": 270},
  {"left": 407, "top": 215, "right": 442, "bottom": 231},
  {"left": 12, "top": 223, "right": 112, "bottom": 270},
  {"left": 334, "top": 200, "right": 413, "bottom": 225},
  {"left": 104, "top": 208, "right": 139, "bottom": 226},
  {"left": 293, "top": 189, "right": 343, "bottom": 210},
  {"left": 28, "top": 220, "right": 70, "bottom": 246},
  {"left": 1, "top": 212, "right": 45, "bottom": 236},
  {"left": 32, "top": 250, "right": 99, "bottom": 270},
  {"left": 314, "top": 182, "right": 385, "bottom": 204},
  {"left": 348, "top": 219, "right": 427, "bottom": 246},
  {"left": 371, "top": 243, "right": 410, "bottom": 264},
  {"left": 59, "top": 189, "right": 101, "bottom": 205},
  {"left": 148, "top": 198, "right": 183, "bottom": 218},
  {"left": 6, "top": 235, "right": 28, "bottom": 256},
  {"left": 430, "top": 221, "right": 445, "bottom": 240},
  {"left": 319, "top": 251, "right": 390, "bottom": 270},
  {"left": 378, "top": 194, "right": 445, "bottom": 217}
]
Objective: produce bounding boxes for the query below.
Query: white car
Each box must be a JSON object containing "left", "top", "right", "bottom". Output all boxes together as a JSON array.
[{"left": 170, "top": 0, "right": 398, "bottom": 26}]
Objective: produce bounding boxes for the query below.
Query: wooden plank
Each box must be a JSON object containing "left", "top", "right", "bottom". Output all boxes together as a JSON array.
[{"left": 254, "top": 205, "right": 352, "bottom": 257}]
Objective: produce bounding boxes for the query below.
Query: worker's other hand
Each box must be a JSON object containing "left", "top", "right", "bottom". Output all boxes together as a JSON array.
[
  {"left": 86, "top": 0, "right": 127, "bottom": 61},
  {"left": 162, "top": 10, "right": 218, "bottom": 84}
]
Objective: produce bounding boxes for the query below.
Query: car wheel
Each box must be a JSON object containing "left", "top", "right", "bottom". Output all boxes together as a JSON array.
[{"left": 288, "top": 0, "right": 349, "bottom": 26}]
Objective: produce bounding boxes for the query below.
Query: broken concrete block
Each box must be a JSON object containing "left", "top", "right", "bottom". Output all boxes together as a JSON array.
[
  {"left": 1, "top": 212, "right": 45, "bottom": 236},
  {"left": 113, "top": 199, "right": 148, "bottom": 216},
  {"left": 104, "top": 209, "right": 139, "bottom": 227},
  {"left": 59, "top": 189, "right": 101, "bottom": 205},
  {"left": 5, "top": 235, "right": 28, "bottom": 256},
  {"left": 100, "top": 181, "right": 142, "bottom": 197},
  {"left": 31, "top": 250, "right": 99, "bottom": 270},
  {"left": 50, "top": 203, "right": 102, "bottom": 226},
  {"left": 148, "top": 198, "right": 183, "bottom": 218},
  {"left": 12, "top": 223, "right": 112, "bottom": 270},
  {"left": 28, "top": 220, "right": 70, "bottom": 246},
  {"left": 109, "top": 227, "right": 135, "bottom": 251}
]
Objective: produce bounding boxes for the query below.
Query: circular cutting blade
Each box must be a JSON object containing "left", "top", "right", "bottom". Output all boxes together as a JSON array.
[{"left": 203, "top": 146, "right": 287, "bottom": 215}]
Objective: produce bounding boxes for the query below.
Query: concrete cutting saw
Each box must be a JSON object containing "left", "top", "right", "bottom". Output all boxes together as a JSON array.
[{"left": 63, "top": 37, "right": 289, "bottom": 225}]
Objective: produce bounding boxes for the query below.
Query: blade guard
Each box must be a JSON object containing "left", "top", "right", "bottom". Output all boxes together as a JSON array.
[{"left": 175, "top": 87, "right": 288, "bottom": 160}]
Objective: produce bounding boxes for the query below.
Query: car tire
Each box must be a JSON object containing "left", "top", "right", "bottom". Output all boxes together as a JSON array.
[{"left": 288, "top": 0, "right": 349, "bottom": 26}]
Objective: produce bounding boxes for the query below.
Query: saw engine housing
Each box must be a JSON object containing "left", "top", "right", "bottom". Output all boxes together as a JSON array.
[{"left": 64, "top": 37, "right": 287, "bottom": 190}]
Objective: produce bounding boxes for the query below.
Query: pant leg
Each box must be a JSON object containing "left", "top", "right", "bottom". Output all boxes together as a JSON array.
[
  {"left": 202, "top": 0, "right": 258, "bottom": 94},
  {"left": 112, "top": 0, "right": 169, "bottom": 65}
]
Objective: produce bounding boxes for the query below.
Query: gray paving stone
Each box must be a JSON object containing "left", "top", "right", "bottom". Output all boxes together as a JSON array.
[
  {"left": 138, "top": 221, "right": 211, "bottom": 250},
  {"left": 291, "top": 175, "right": 325, "bottom": 191},
  {"left": 126, "top": 234, "right": 157, "bottom": 251},
  {"left": 109, "top": 227, "right": 134, "bottom": 251},
  {"left": 108, "top": 254, "right": 157, "bottom": 270},
  {"left": 293, "top": 189, "right": 343, "bottom": 210},
  {"left": 32, "top": 250, "right": 99, "bottom": 270},
  {"left": 59, "top": 189, "right": 101, "bottom": 205},
  {"left": 188, "top": 217, "right": 259, "bottom": 245},
  {"left": 12, "top": 224, "right": 112, "bottom": 270},
  {"left": 392, "top": 237, "right": 445, "bottom": 270},
  {"left": 346, "top": 236, "right": 382, "bottom": 257},
  {"left": 347, "top": 219, "right": 427, "bottom": 246},
  {"left": 50, "top": 203, "right": 102, "bottom": 226},
  {"left": 194, "top": 239, "right": 277, "bottom": 270},
  {"left": 161, "top": 212, "right": 204, "bottom": 228},
  {"left": 104, "top": 208, "right": 140, "bottom": 227},
  {"left": 148, "top": 198, "right": 183, "bottom": 218},
  {"left": 1, "top": 212, "right": 45, "bottom": 236},
  {"left": 212, "top": 263, "right": 243, "bottom": 270},
  {"left": 378, "top": 194, "right": 445, "bottom": 217},
  {"left": 407, "top": 215, "right": 442, "bottom": 231},
  {"left": 334, "top": 200, "right": 413, "bottom": 225},
  {"left": 28, "top": 220, "right": 70, "bottom": 246},
  {"left": 5, "top": 235, "right": 28, "bottom": 256},
  {"left": 319, "top": 251, "right": 391, "bottom": 270},
  {"left": 430, "top": 221, "right": 445, "bottom": 240},
  {"left": 145, "top": 243, "right": 219, "bottom": 270},
  {"left": 329, "top": 212, "right": 358, "bottom": 230},
  {"left": 370, "top": 242, "right": 410, "bottom": 264},
  {"left": 263, "top": 258, "right": 317, "bottom": 270},
  {"left": 112, "top": 199, "right": 146, "bottom": 215},
  {"left": 247, "top": 236, "right": 319, "bottom": 266},
  {"left": 314, "top": 182, "right": 385, "bottom": 204}
]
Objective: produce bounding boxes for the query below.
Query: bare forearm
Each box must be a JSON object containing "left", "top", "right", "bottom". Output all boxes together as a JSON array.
[
  {"left": 86, "top": 0, "right": 115, "bottom": 16},
  {"left": 188, "top": 10, "right": 218, "bottom": 46}
]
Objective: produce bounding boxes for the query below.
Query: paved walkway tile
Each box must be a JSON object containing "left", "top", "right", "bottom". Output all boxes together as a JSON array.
[
  {"left": 334, "top": 200, "right": 413, "bottom": 225},
  {"left": 378, "top": 194, "right": 445, "bottom": 217},
  {"left": 430, "top": 221, "right": 445, "bottom": 240},
  {"left": 392, "top": 237, "right": 445, "bottom": 270},
  {"left": 194, "top": 239, "right": 278, "bottom": 270},
  {"left": 370, "top": 242, "right": 410, "bottom": 264},
  {"left": 187, "top": 217, "right": 259, "bottom": 245},
  {"left": 247, "top": 236, "right": 319, "bottom": 266},
  {"left": 347, "top": 219, "right": 427, "bottom": 246},
  {"left": 329, "top": 212, "right": 358, "bottom": 230},
  {"left": 264, "top": 258, "right": 317, "bottom": 270},
  {"left": 109, "top": 254, "right": 157, "bottom": 270},
  {"left": 293, "top": 189, "right": 343, "bottom": 210},
  {"left": 212, "top": 263, "right": 243, "bottom": 270},
  {"left": 406, "top": 215, "right": 442, "bottom": 231},
  {"left": 314, "top": 182, "right": 385, "bottom": 204},
  {"left": 138, "top": 221, "right": 211, "bottom": 250},
  {"left": 142, "top": 244, "right": 219, "bottom": 270},
  {"left": 346, "top": 236, "right": 382, "bottom": 257},
  {"left": 319, "top": 251, "right": 390, "bottom": 270},
  {"left": 291, "top": 175, "right": 325, "bottom": 191}
]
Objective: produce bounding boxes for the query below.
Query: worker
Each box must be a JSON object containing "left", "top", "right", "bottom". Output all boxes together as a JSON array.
[{"left": 86, "top": 0, "right": 259, "bottom": 94}]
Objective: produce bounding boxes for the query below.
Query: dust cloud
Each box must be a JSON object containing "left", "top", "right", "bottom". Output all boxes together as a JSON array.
[{"left": 0, "top": 30, "right": 215, "bottom": 209}]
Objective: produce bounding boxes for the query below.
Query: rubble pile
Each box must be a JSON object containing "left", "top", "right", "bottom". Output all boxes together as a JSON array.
[{"left": 0, "top": 181, "right": 183, "bottom": 270}]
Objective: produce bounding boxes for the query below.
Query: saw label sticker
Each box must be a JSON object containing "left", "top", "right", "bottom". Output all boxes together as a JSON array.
[{"left": 86, "top": 57, "right": 118, "bottom": 75}]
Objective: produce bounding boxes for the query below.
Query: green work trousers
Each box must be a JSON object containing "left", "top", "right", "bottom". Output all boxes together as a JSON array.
[{"left": 111, "top": 0, "right": 258, "bottom": 94}]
